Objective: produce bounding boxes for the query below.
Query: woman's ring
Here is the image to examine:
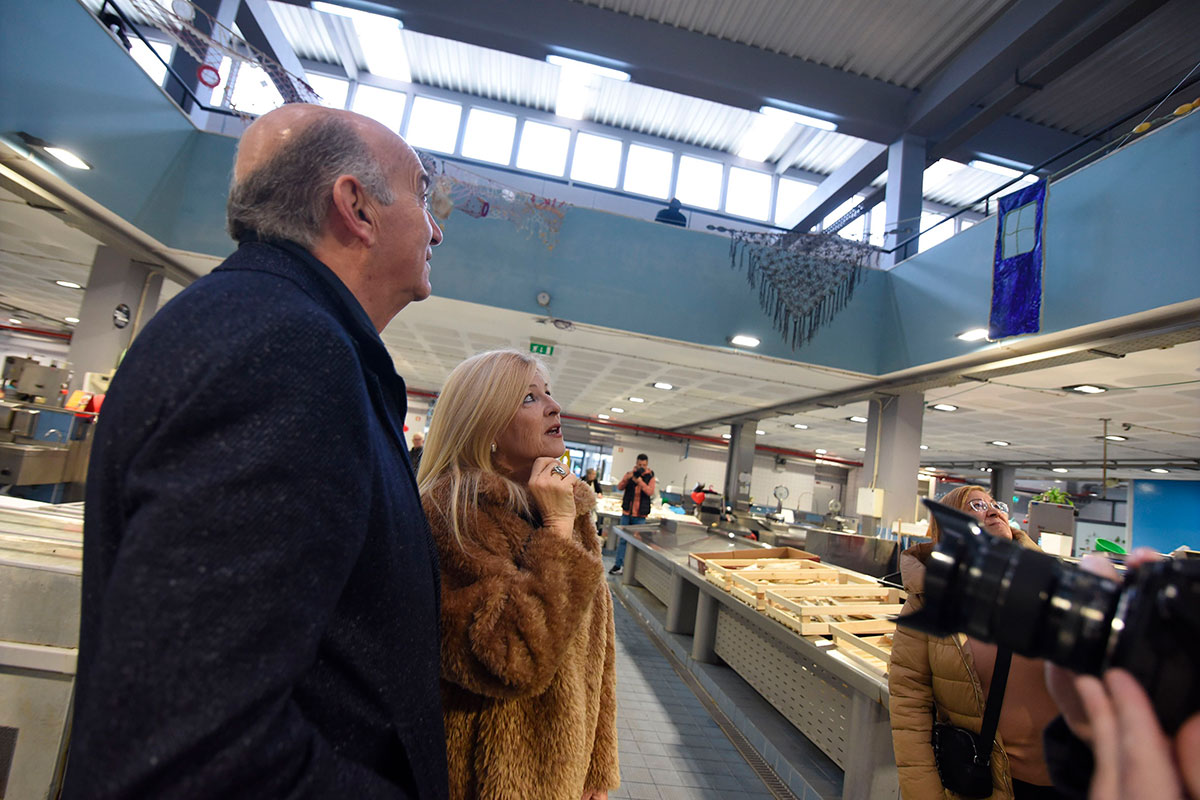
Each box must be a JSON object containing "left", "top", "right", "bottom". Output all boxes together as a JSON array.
[{"left": 551, "top": 464, "right": 568, "bottom": 478}]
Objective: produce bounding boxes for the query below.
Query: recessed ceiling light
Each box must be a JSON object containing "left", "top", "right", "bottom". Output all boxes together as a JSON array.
[
  {"left": 814, "top": 448, "right": 827, "bottom": 454},
  {"left": 730, "top": 334, "right": 760, "bottom": 348},
  {"left": 1103, "top": 434, "right": 1127, "bottom": 442},
  {"left": 1064, "top": 384, "right": 1107, "bottom": 394},
  {"left": 847, "top": 415, "right": 868, "bottom": 424},
  {"left": 54, "top": 280, "right": 84, "bottom": 289},
  {"left": 597, "top": 413, "right": 610, "bottom": 420},
  {"left": 989, "top": 440, "right": 1010, "bottom": 447},
  {"left": 64, "top": 316, "right": 79, "bottom": 324},
  {"left": 753, "top": 429, "right": 765, "bottom": 436},
  {"left": 981, "top": 467, "right": 993, "bottom": 473},
  {"left": 956, "top": 328, "right": 989, "bottom": 342},
  {"left": 628, "top": 396, "right": 644, "bottom": 403},
  {"left": 44, "top": 146, "right": 91, "bottom": 170},
  {"left": 1052, "top": 467, "right": 1069, "bottom": 473},
  {"left": 931, "top": 403, "right": 958, "bottom": 412},
  {"left": 792, "top": 423, "right": 809, "bottom": 430},
  {"left": 856, "top": 447, "right": 866, "bottom": 452},
  {"left": 919, "top": 444, "right": 929, "bottom": 450},
  {"left": 721, "top": 433, "right": 731, "bottom": 439},
  {"left": 1149, "top": 468, "right": 1170, "bottom": 474},
  {"left": 8, "top": 318, "right": 21, "bottom": 325},
  {"left": 652, "top": 382, "right": 674, "bottom": 391},
  {"left": 610, "top": 407, "right": 625, "bottom": 413}
]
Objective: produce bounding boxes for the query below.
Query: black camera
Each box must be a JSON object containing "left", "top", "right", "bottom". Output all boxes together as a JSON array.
[
  {"left": 898, "top": 499, "right": 1200, "bottom": 732},
  {"left": 633, "top": 467, "right": 645, "bottom": 479}
]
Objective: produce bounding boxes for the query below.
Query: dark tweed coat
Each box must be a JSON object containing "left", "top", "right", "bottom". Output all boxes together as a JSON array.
[{"left": 63, "top": 241, "right": 449, "bottom": 799}]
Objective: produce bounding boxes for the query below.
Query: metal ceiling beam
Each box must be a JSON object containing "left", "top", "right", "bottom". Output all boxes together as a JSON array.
[
  {"left": 929, "top": 0, "right": 1172, "bottom": 161},
  {"left": 236, "top": 0, "right": 309, "bottom": 102},
  {"left": 778, "top": 143, "right": 887, "bottom": 240}
]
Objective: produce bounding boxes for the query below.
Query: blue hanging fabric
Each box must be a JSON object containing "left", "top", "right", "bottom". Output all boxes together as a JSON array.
[{"left": 990, "top": 179, "right": 1047, "bottom": 339}]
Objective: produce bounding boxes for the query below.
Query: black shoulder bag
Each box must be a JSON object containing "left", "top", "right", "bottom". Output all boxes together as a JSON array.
[{"left": 931, "top": 647, "right": 1012, "bottom": 798}]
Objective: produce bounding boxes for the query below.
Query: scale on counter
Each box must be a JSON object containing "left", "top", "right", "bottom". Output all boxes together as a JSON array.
[{"left": 773, "top": 485, "right": 789, "bottom": 514}]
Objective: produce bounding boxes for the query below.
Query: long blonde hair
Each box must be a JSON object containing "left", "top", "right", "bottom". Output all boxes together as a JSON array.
[
  {"left": 418, "top": 349, "right": 547, "bottom": 544},
  {"left": 928, "top": 484, "right": 990, "bottom": 543}
]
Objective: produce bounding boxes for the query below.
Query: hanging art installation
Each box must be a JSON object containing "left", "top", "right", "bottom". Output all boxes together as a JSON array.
[
  {"left": 426, "top": 159, "right": 569, "bottom": 251},
  {"left": 721, "top": 228, "right": 881, "bottom": 349},
  {"left": 990, "top": 179, "right": 1048, "bottom": 339}
]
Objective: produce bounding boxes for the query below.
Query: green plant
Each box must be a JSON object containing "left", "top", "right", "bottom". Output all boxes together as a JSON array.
[{"left": 1033, "top": 487, "right": 1074, "bottom": 506}]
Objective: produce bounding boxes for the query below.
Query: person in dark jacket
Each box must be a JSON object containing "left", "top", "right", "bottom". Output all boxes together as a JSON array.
[
  {"left": 410, "top": 431, "right": 425, "bottom": 471},
  {"left": 63, "top": 104, "right": 449, "bottom": 799},
  {"left": 608, "top": 454, "right": 654, "bottom": 574}
]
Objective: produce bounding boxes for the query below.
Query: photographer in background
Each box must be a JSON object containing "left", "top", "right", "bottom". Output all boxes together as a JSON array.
[
  {"left": 1043, "top": 550, "right": 1200, "bottom": 800},
  {"left": 608, "top": 454, "right": 655, "bottom": 575}
]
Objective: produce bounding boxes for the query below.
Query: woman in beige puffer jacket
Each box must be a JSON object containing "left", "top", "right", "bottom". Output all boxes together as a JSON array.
[{"left": 889, "top": 485, "right": 1066, "bottom": 800}]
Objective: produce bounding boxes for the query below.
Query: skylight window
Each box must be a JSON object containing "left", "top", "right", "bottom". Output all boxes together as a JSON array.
[
  {"left": 305, "top": 73, "right": 349, "bottom": 109},
  {"left": 461, "top": 108, "right": 517, "bottom": 165},
  {"left": 128, "top": 39, "right": 173, "bottom": 87},
  {"left": 868, "top": 201, "right": 887, "bottom": 246},
  {"left": 314, "top": 2, "right": 410, "bottom": 82},
  {"left": 622, "top": 143, "right": 673, "bottom": 198},
  {"left": 405, "top": 96, "right": 462, "bottom": 154},
  {"left": 774, "top": 177, "right": 817, "bottom": 228},
  {"left": 350, "top": 84, "right": 406, "bottom": 132},
  {"left": 736, "top": 111, "right": 794, "bottom": 162},
  {"left": 675, "top": 155, "right": 723, "bottom": 210},
  {"left": 516, "top": 120, "right": 570, "bottom": 176},
  {"left": 570, "top": 132, "right": 622, "bottom": 188},
  {"left": 215, "top": 57, "right": 282, "bottom": 116},
  {"left": 725, "top": 167, "right": 771, "bottom": 221},
  {"left": 921, "top": 211, "right": 954, "bottom": 251}
]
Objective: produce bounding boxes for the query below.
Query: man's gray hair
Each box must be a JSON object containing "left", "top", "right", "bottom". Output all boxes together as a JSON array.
[{"left": 227, "top": 115, "right": 396, "bottom": 248}]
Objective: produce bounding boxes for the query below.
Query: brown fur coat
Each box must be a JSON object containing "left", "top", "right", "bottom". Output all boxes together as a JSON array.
[{"left": 423, "top": 470, "right": 619, "bottom": 800}]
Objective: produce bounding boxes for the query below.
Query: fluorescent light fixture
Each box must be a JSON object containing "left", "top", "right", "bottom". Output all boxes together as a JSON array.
[
  {"left": 920, "top": 444, "right": 929, "bottom": 450},
  {"left": 730, "top": 334, "right": 760, "bottom": 348},
  {"left": 55, "top": 280, "right": 83, "bottom": 289},
  {"left": 814, "top": 448, "right": 828, "bottom": 454},
  {"left": 44, "top": 146, "right": 91, "bottom": 170},
  {"left": 628, "top": 397, "right": 644, "bottom": 403},
  {"left": 1065, "top": 384, "right": 1107, "bottom": 394},
  {"left": 597, "top": 413, "right": 610, "bottom": 420},
  {"left": 652, "top": 382, "right": 674, "bottom": 391},
  {"left": 755, "top": 430, "right": 765, "bottom": 435},
  {"left": 989, "top": 440, "right": 1010, "bottom": 447},
  {"left": 1052, "top": 467, "right": 1069, "bottom": 473},
  {"left": 792, "top": 423, "right": 809, "bottom": 430},
  {"left": 65, "top": 316, "right": 80, "bottom": 324},
  {"left": 722, "top": 433, "right": 731, "bottom": 439},
  {"left": 957, "top": 328, "right": 989, "bottom": 342},
  {"left": 968, "top": 159, "right": 1024, "bottom": 178},
  {"left": 759, "top": 105, "right": 837, "bottom": 131},
  {"left": 1149, "top": 468, "right": 1170, "bottom": 474},
  {"left": 736, "top": 111, "right": 795, "bottom": 162},
  {"left": 931, "top": 403, "right": 958, "bottom": 412},
  {"left": 847, "top": 415, "right": 868, "bottom": 424},
  {"left": 1103, "top": 435, "right": 1127, "bottom": 442},
  {"left": 610, "top": 407, "right": 625, "bottom": 414},
  {"left": 546, "top": 55, "right": 630, "bottom": 82}
]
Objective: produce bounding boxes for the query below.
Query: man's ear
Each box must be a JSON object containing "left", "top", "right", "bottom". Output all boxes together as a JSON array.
[{"left": 330, "top": 174, "right": 375, "bottom": 245}]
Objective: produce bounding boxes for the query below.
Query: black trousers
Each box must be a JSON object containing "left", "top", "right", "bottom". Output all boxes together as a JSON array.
[{"left": 1012, "top": 778, "right": 1070, "bottom": 800}]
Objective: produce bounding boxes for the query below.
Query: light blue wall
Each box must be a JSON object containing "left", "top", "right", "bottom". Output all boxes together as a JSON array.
[
  {"left": 4, "top": 0, "right": 1199, "bottom": 378},
  {"left": 1130, "top": 480, "right": 1200, "bottom": 553}
]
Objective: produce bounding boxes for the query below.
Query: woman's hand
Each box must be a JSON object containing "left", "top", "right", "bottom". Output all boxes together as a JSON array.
[{"left": 528, "top": 457, "right": 577, "bottom": 534}]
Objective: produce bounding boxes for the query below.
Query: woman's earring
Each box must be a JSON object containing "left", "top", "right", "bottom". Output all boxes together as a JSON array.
[{"left": 490, "top": 442, "right": 497, "bottom": 453}]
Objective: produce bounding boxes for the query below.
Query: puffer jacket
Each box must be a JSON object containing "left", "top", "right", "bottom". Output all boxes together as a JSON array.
[
  {"left": 888, "top": 531, "right": 1040, "bottom": 800},
  {"left": 423, "top": 471, "right": 619, "bottom": 800}
]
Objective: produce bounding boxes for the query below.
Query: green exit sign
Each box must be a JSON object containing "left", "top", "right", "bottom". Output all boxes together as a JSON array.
[{"left": 530, "top": 342, "right": 555, "bottom": 356}]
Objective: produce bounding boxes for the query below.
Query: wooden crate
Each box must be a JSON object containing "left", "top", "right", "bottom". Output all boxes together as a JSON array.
[
  {"left": 764, "top": 587, "right": 903, "bottom": 636},
  {"left": 830, "top": 625, "right": 896, "bottom": 679},
  {"left": 689, "top": 546, "right": 819, "bottom": 576}
]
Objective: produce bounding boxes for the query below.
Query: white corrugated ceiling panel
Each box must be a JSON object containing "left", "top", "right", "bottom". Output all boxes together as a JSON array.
[
  {"left": 590, "top": 81, "right": 755, "bottom": 151},
  {"left": 404, "top": 31, "right": 558, "bottom": 112},
  {"left": 269, "top": 2, "right": 340, "bottom": 65},
  {"left": 576, "top": 0, "right": 1013, "bottom": 88},
  {"left": 782, "top": 128, "right": 871, "bottom": 174}
]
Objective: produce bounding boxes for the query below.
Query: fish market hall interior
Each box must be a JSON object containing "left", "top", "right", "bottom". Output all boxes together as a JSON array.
[{"left": 1, "top": 1, "right": 1199, "bottom": 798}]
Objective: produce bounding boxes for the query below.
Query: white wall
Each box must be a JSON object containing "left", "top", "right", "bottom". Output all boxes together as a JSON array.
[
  {"left": 750, "top": 453, "right": 816, "bottom": 512},
  {"left": 0, "top": 331, "right": 71, "bottom": 367}
]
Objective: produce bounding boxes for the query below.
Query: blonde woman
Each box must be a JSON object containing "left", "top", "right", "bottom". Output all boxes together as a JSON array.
[
  {"left": 889, "top": 485, "right": 1065, "bottom": 800},
  {"left": 418, "top": 349, "right": 618, "bottom": 800}
]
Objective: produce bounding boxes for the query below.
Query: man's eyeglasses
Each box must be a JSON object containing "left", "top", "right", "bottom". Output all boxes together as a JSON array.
[{"left": 968, "top": 499, "right": 1009, "bottom": 515}]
